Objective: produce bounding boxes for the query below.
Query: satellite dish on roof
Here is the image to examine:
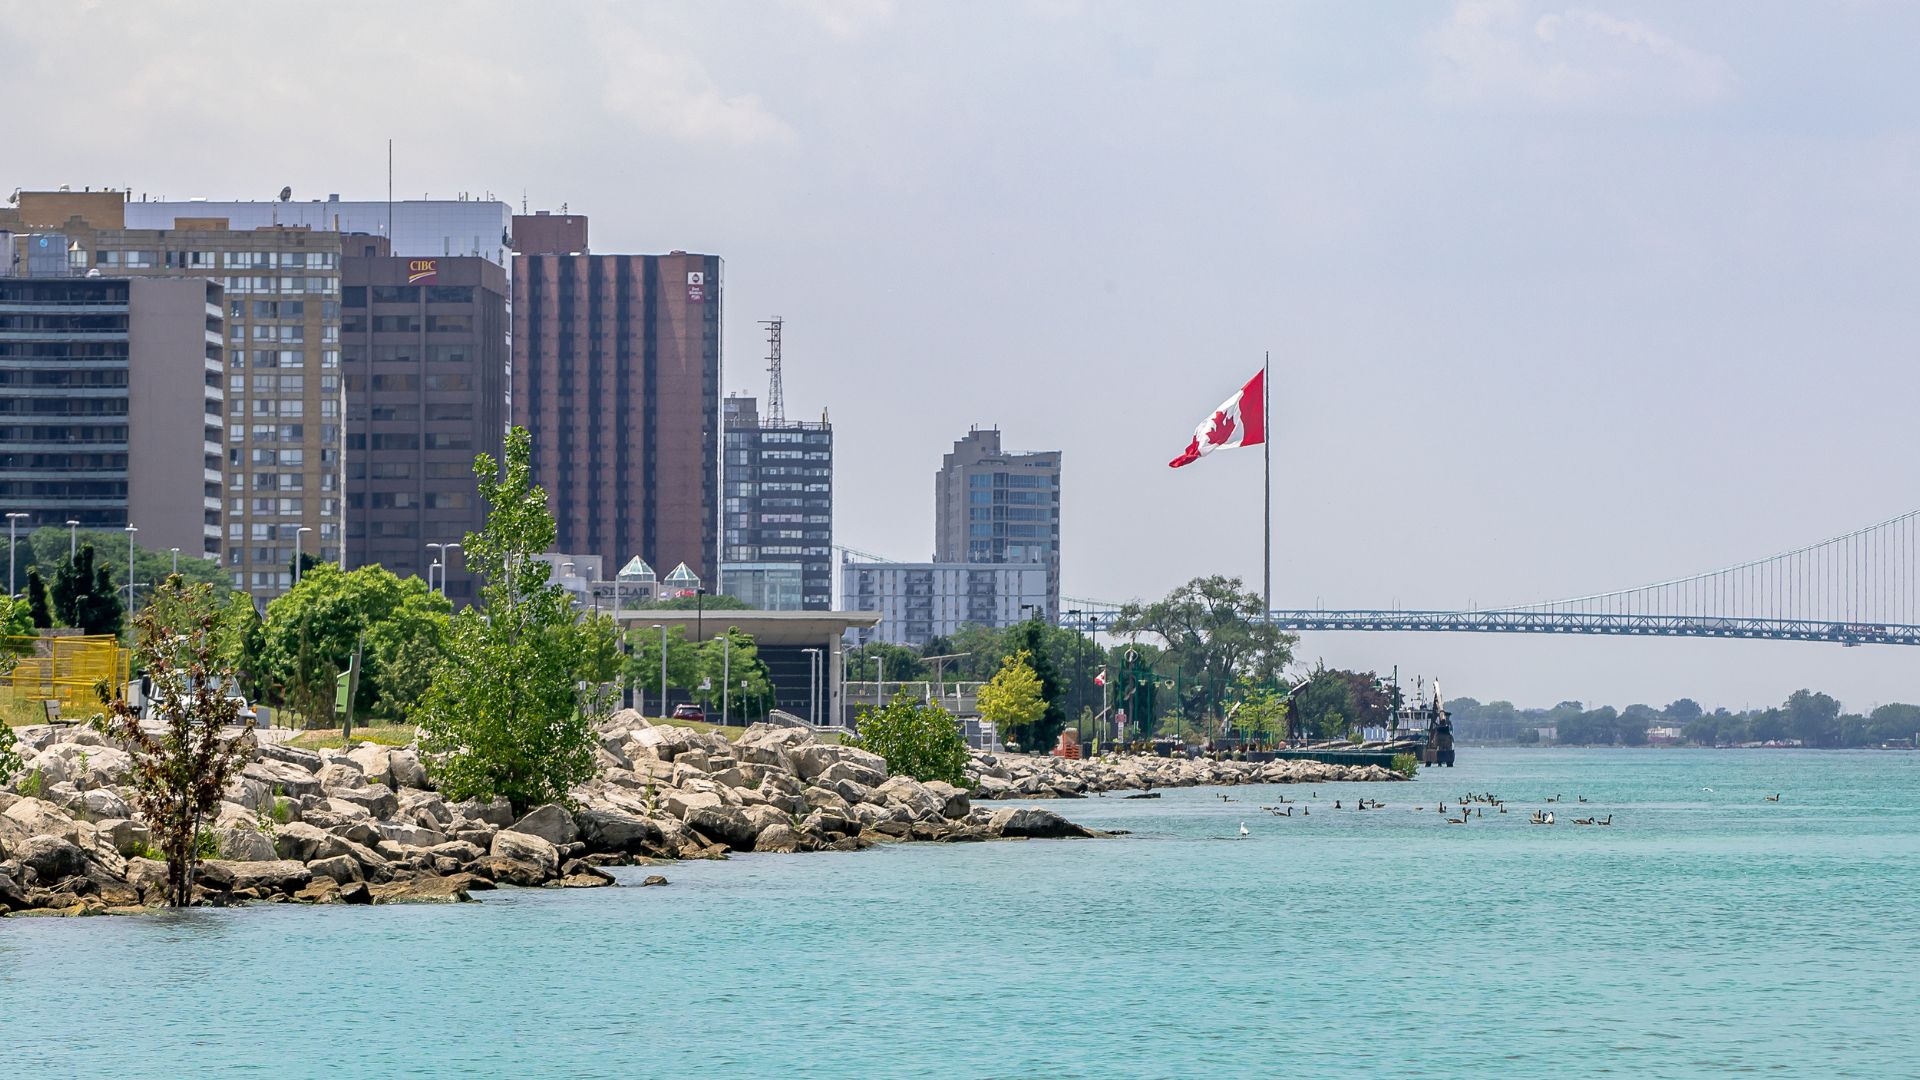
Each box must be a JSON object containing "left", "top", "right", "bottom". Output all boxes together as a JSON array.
[{"left": 279, "top": 186, "right": 292, "bottom": 202}]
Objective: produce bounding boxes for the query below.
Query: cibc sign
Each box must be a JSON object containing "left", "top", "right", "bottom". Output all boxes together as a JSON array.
[{"left": 407, "top": 259, "right": 439, "bottom": 285}]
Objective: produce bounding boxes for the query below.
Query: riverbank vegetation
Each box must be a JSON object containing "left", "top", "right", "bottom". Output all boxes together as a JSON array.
[{"left": 1448, "top": 690, "right": 1920, "bottom": 748}]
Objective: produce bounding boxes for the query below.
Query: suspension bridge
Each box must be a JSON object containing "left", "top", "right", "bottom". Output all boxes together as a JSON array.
[{"left": 1062, "top": 509, "right": 1920, "bottom": 647}]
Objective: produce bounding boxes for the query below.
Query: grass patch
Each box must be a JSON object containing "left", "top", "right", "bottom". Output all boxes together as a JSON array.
[{"left": 288, "top": 724, "right": 417, "bottom": 750}]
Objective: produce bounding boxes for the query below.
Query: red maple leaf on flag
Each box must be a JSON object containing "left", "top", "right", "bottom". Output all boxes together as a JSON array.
[{"left": 1204, "top": 409, "right": 1236, "bottom": 446}]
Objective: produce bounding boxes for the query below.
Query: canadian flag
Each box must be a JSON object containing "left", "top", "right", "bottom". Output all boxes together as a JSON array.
[
  {"left": 1168, "top": 369, "right": 1265, "bottom": 468},
  {"left": 1094, "top": 669, "right": 1107, "bottom": 687}
]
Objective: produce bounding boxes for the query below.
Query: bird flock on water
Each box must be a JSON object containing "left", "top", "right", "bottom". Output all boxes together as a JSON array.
[{"left": 1223, "top": 787, "right": 1782, "bottom": 836}]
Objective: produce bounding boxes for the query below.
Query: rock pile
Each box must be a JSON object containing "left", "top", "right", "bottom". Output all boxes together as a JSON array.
[
  {"left": 0, "top": 712, "right": 1098, "bottom": 916},
  {"left": 968, "top": 751, "right": 1405, "bottom": 799}
]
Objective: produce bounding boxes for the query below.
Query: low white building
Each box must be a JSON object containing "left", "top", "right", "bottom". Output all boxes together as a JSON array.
[{"left": 841, "top": 560, "right": 1049, "bottom": 647}]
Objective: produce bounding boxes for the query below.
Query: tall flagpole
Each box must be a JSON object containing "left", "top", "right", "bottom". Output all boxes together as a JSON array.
[{"left": 1263, "top": 350, "right": 1271, "bottom": 625}]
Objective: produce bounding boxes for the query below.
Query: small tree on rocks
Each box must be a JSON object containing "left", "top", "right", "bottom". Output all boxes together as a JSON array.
[
  {"left": 847, "top": 692, "right": 971, "bottom": 788},
  {"left": 25, "top": 566, "right": 52, "bottom": 629},
  {"left": 99, "top": 575, "right": 253, "bottom": 906},
  {"left": 418, "top": 427, "right": 617, "bottom": 811}
]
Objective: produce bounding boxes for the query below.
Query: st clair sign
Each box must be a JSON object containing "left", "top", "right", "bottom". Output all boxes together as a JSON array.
[{"left": 407, "top": 259, "right": 439, "bottom": 285}]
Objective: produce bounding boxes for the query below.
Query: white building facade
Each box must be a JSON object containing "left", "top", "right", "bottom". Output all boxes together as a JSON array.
[{"left": 841, "top": 560, "right": 1049, "bottom": 648}]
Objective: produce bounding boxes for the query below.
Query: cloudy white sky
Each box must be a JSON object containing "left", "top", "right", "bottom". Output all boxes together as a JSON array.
[{"left": 7, "top": 1, "right": 1920, "bottom": 713}]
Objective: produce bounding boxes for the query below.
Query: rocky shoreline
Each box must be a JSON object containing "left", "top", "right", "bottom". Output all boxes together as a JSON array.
[
  {"left": 969, "top": 750, "right": 1405, "bottom": 799},
  {"left": 1, "top": 712, "right": 1399, "bottom": 917}
]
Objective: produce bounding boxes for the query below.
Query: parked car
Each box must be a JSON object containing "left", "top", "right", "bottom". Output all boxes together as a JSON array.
[{"left": 671, "top": 703, "right": 706, "bottom": 723}]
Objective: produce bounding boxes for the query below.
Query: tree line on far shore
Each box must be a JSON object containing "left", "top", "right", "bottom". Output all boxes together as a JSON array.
[{"left": 1447, "top": 691, "right": 1920, "bottom": 748}]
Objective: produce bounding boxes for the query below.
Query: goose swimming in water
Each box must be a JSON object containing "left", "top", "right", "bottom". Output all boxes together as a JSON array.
[{"left": 1764, "top": 793, "right": 1781, "bottom": 803}]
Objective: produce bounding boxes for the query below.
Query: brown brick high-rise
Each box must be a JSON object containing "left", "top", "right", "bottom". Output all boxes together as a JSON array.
[{"left": 511, "top": 216, "right": 720, "bottom": 584}]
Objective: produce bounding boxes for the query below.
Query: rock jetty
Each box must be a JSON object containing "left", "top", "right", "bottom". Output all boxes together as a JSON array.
[
  {"left": 968, "top": 751, "right": 1404, "bottom": 800},
  {"left": 0, "top": 711, "right": 1097, "bottom": 916}
]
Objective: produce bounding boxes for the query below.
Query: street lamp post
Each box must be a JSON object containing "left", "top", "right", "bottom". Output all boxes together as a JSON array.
[
  {"left": 123, "top": 525, "right": 137, "bottom": 610},
  {"left": 170, "top": 547, "right": 180, "bottom": 576},
  {"left": 802, "top": 647, "right": 822, "bottom": 726},
  {"left": 652, "top": 623, "right": 668, "bottom": 719},
  {"left": 66, "top": 520, "right": 78, "bottom": 560},
  {"left": 429, "top": 561, "right": 442, "bottom": 594},
  {"left": 294, "top": 526, "right": 313, "bottom": 588},
  {"left": 6, "top": 512, "right": 29, "bottom": 596},
  {"left": 427, "top": 542, "right": 463, "bottom": 597},
  {"left": 695, "top": 587, "right": 706, "bottom": 643},
  {"left": 721, "top": 627, "right": 733, "bottom": 727}
]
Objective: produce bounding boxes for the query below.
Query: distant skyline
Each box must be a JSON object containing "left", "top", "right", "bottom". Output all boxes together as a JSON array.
[{"left": 7, "top": 0, "right": 1920, "bottom": 711}]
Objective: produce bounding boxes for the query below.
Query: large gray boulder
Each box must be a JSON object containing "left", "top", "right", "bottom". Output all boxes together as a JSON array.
[
  {"left": 17, "top": 834, "right": 88, "bottom": 883},
  {"left": 490, "top": 830, "right": 560, "bottom": 876},
  {"left": 306, "top": 854, "right": 364, "bottom": 883},
  {"left": 574, "top": 809, "right": 664, "bottom": 855},
  {"left": 684, "top": 805, "right": 762, "bottom": 850},
  {"left": 510, "top": 803, "right": 579, "bottom": 847},
  {"left": 215, "top": 828, "right": 278, "bottom": 862},
  {"left": 3, "top": 796, "right": 85, "bottom": 845},
  {"left": 922, "top": 780, "right": 971, "bottom": 820},
  {"left": 225, "top": 859, "right": 313, "bottom": 895},
  {"left": 662, "top": 789, "right": 724, "bottom": 821},
  {"left": 274, "top": 821, "right": 350, "bottom": 863},
  {"left": 873, "top": 776, "right": 946, "bottom": 820},
  {"left": 255, "top": 742, "right": 323, "bottom": 772},
  {"left": 788, "top": 743, "right": 888, "bottom": 784},
  {"left": 387, "top": 748, "right": 429, "bottom": 790},
  {"left": 988, "top": 806, "right": 1095, "bottom": 839},
  {"left": 817, "top": 757, "right": 888, "bottom": 789},
  {"left": 326, "top": 783, "right": 399, "bottom": 820},
  {"left": 242, "top": 759, "right": 322, "bottom": 799},
  {"left": 451, "top": 796, "right": 515, "bottom": 827},
  {"left": 345, "top": 745, "right": 394, "bottom": 786},
  {"left": 374, "top": 821, "right": 444, "bottom": 848}
]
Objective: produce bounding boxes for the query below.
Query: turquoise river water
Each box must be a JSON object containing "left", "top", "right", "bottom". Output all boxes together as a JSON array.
[{"left": 3, "top": 747, "right": 1917, "bottom": 1078}]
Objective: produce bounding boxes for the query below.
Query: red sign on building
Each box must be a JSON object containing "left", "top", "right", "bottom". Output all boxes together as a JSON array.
[{"left": 686, "top": 270, "right": 705, "bottom": 302}]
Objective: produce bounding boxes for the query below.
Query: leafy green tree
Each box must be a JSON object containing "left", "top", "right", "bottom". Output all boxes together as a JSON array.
[
  {"left": 24, "top": 567, "right": 51, "bottom": 629},
  {"left": 847, "top": 693, "right": 970, "bottom": 787},
  {"left": 1784, "top": 689, "right": 1841, "bottom": 747},
  {"left": 945, "top": 622, "right": 1015, "bottom": 681},
  {"left": 1112, "top": 575, "right": 1295, "bottom": 727},
  {"left": 0, "top": 720, "right": 19, "bottom": 785},
  {"left": 99, "top": 576, "right": 253, "bottom": 907},
  {"left": 259, "top": 564, "right": 451, "bottom": 721},
  {"left": 1664, "top": 698, "right": 1704, "bottom": 722},
  {"left": 50, "top": 543, "right": 123, "bottom": 635},
  {"left": 696, "top": 627, "right": 772, "bottom": 720},
  {"left": 1230, "top": 682, "right": 1289, "bottom": 746},
  {"left": 418, "top": 427, "right": 617, "bottom": 811},
  {"left": 1005, "top": 617, "right": 1068, "bottom": 752},
  {"left": 625, "top": 625, "right": 702, "bottom": 713},
  {"left": 843, "top": 641, "right": 927, "bottom": 682},
  {"left": 365, "top": 587, "right": 455, "bottom": 722},
  {"left": 23, "top": 527, "right": 229, "bottom": 604},
  {"left": 977, "top": 650, "right": 1047, "bottom": 750},
  {"left": 214, "top": 593, "right": 267, "bottom": 702}
]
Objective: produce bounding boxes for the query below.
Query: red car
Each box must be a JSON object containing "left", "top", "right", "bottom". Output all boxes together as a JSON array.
[{"left": 671, "top": 703, "right": 706, "bottom": 723}]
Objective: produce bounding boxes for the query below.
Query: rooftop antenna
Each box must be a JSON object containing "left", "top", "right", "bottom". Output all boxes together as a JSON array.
[
  {"left": 386, "top": 138, "right": 394, "bottom": 238},
  {"left": 760, "top": 317, "right": 784, "bottom": 422}
]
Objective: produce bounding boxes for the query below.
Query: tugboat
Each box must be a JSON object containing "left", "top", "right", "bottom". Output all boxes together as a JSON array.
[{"left": 1386, "top": 678, "right": 1456, "bottom": 767}]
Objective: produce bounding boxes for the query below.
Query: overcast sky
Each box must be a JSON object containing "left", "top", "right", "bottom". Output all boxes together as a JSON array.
[{"left": 7, "top": 1, "right": 1920, "bottom": 713}]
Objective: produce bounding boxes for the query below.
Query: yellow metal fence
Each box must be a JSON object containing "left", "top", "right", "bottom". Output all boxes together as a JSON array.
[{"left": 1, "top": 635, "right": 130, "bottom": 721}]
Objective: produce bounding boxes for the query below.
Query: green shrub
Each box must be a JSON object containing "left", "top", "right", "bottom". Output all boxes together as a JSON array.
[
  {"left": 0, "top": 723, "right": 21, "bottom": 785},
  {"left": 846, "top": 693, "right": 971, "bottom": 788},
  {"left": 1391, "top": 752, "right": 1419, "bottom": 778},
  {"left": 18, "top": 767, "right": 46, "bottom": 799}
]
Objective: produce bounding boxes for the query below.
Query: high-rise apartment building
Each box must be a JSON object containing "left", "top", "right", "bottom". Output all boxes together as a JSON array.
[
  {"left": 511, "top": 213, "right": 721, "bottom": 586},
  {"left": 721, "top": 394, "right": 832, "bottom": 610},
  {"left": 338, "top": 235, "right": 508, "bottom": 602},
  {"left": 841, "top": 560, "right": 1048, "bottom": 647},
  {"left": 0, "top": 274, "right": 224, "bottom": 557},
  {"left": 5, "top": 191, "right": 345, "bottom": 598},
  {"left": 933, "top": 427, "right": 1062, "bottom": 620}
]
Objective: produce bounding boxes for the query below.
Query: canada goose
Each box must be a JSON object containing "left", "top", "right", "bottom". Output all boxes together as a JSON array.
[
  {"left": 1334, "top": 800, "right": 1342, "bottom": 809},
  {"left": 1446, "top": 817, "right": 1466, "bottom": 825},
  {"left": 1596, "top": 815, "right": 1612, "bottom": 826},
  {"left": 1572, "top": 817, "right": 1594, "bottom": 826},
  {"left": 1530, "top": 810, "right": 1554, "bottom": 825},
  {"left": 1765, "top": 794, "right": 1781, "bottom": 803},
  {"left": 1499, "top": 805, "right": 1507, "bottom": 813},
  {"left": 1578, "top": 796, "right": 1588, "bottom": 803}
]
